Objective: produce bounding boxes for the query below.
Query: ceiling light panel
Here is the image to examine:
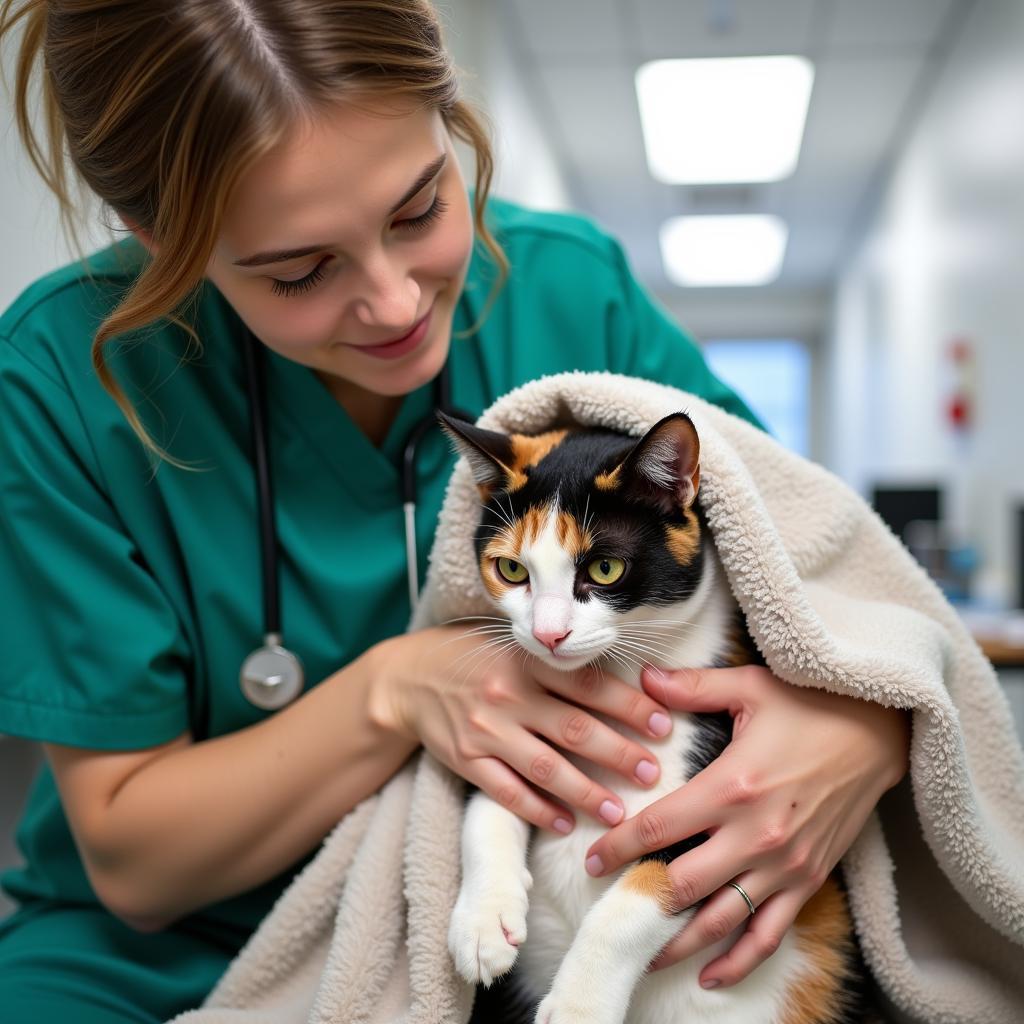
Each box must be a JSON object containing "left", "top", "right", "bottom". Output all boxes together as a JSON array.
[
  {"left": 659, "top": 215, "right": 789, "bottom": 286},
  {"left": 636, "top": 56, "right": 815, "bottom": 184}
]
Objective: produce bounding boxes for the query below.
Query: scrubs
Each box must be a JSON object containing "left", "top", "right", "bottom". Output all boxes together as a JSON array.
[{"left": 0, "top": 195, "right": 761, "bottom": 1020}]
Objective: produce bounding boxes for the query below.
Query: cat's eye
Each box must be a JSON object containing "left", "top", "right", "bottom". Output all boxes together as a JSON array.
[
  {"left": 496, "top": 557, "right": 529, "bottom": 584},
  {"left": 587, "top": 557, "right": 625, "bottom": 585}
]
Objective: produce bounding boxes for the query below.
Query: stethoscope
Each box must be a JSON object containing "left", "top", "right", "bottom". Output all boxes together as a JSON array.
[{"left": 238, "top": 327, "right": 472, "bottom": 710}]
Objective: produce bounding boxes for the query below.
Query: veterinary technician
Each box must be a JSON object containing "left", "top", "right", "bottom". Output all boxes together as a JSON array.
[{"left": 0, "top": 2, "right": 910, "bottom": 1020}]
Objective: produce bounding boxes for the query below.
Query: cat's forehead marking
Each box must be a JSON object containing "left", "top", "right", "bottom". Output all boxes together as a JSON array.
[
  {"left": 505, "top": 430, "right": 569, "bottom": 491},
  {"left": 479, "top": 502, "right": 555, "bottom": 598},
  {"left": 665, "top": 518, "right": 701, "bottom": 567},
  {"left": 555, "top": 511, "right": 595, "bottom": 561}
]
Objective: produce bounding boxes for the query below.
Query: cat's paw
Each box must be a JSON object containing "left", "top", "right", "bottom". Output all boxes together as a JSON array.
[
  {"left": 447, "top": 883, "right": 529, "bottom": 987},
  {"left": 532, "top": 991, "right": 598, "bottom": 1024},
  {"left": 535, "top": 992, "right": 613, "bottom": 1024}
]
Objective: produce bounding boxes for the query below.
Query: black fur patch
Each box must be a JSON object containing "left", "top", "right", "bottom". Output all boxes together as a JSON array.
[{"left": 475, "top": 430, "right": 705, "bottom": 611}]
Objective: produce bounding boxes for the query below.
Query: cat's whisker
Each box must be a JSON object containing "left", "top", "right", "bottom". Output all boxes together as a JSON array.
[
  {"left": 581, "top": 493, "right": 595, "bottom": 542},
  {"left": 467, "top": 638, "right": 527, "bottom": 682},
  {"left": 487, "top": 499, "right": 517, "bottom": 533},
  {"left": 613, "top": 637, "right": 680, "bottom": 663},
  {"left": 613, "top": 639, "right": 679, "bottom": 667},
  {"left": 615, "top": 632, "right": 691, "bottom": 656},
  {"left": 435, "top": 625, "right": 514, "bottom": 650},
  {"left": 612, "top": 635, "right": 669, "bottom": 658},
  {"left": 442, "top": 614, "right": 512, "bottom": 627},
  {"left": 621, "top": 619, "right": 723, "bottom": 638},
  {"left": 448, "top": 636, "right": 523, "bottom": 686},
  {"left": 440, "top": 628, "right": 516, "bottom": 647},
  {"left": 604, "top": 646, "right": 638, "bottom": 677}
]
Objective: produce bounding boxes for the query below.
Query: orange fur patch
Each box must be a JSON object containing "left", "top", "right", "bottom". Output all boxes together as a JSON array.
[
  {"left": 505, "top": 430, "right": 568, "bottom": 491},
  {"left": 664, "top": 518, "right": 700, "bottom": 566},
  {"left": 594, "top": 465, "right": 622, "bottom": 491},
  {"left": 555, "top": 511, "right": 594, "bottom": 561},
  {"left": 779, "top": 874, "right": 857, "bottom": 1024},
  {"left": 479, "top": 505, "right": 554, "bottom": 597},
  {"left": 621, "top": 860, "right": 677, "bottom": 915}
]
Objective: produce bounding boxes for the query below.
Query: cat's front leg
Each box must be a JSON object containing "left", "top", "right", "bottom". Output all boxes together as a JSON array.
[
  {"left": 535, "top": 860, "right": 690, "bottom": 1024},
  {"left": 448, "top": 789, "right": 534, "bottom": 987}
]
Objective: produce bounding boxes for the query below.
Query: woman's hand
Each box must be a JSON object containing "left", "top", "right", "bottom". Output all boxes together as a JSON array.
[
  {"left": 582, "top": 664, "right": 911, "bottom": 989},
  {"left": 369, "top": 623, "right": 676, "bottom": 834}
]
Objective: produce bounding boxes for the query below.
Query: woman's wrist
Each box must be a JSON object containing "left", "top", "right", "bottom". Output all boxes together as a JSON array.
[
  {"left": 360, "top": 632, "right": 419, "bottom": 744},
  {"left": 880, "top": 705, "right": 912, "bottom": 790}
]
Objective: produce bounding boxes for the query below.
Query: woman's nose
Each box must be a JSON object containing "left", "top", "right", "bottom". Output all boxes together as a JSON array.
[{"left": 350, "top": 250, "right": 421, "bottom": 330}]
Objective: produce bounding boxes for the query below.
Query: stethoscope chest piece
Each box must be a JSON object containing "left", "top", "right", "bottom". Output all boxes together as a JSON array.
[{"left": 240, "top": 633, "right": 305, "bottom": 710}]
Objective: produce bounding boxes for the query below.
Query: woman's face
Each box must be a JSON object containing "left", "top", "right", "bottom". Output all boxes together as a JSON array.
[{"left": 203, "top": 98, "right": 474, "bottom": 408}]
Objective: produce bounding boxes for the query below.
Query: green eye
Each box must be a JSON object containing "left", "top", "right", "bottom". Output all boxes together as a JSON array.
[
  {"left": 587, "top": 557, "right": 625, "bottom": 585},
  {"left": 496, "top": 557, "right": 529, "bottom": 583}
]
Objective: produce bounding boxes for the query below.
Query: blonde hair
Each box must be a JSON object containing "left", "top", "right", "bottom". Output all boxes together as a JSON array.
[{"left": 0, "top": 0, "right": 508, "bottom": 466}]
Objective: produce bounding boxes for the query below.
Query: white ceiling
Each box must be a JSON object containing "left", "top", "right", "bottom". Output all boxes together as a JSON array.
[{"left": 496, "top": 0, "right": 967, "bottom": 293}]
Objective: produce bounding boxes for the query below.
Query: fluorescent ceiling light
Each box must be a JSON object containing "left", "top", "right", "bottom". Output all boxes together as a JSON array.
[
  {"left": 636, "top": 56, "right": 814, "bottom": 184},
  {"left": 660, "top": 215, "right": 788, "bottom": 286}
]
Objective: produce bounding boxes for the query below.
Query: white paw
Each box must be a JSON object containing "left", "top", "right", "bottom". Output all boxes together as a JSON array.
[
  {"left": 535, "top": 990, "right": 613, "bottom": 1024},
  {"left": 447, "top": 879, "right": 530, "bottom": 987}
]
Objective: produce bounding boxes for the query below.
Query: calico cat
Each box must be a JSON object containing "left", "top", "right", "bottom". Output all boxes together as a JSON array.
[{"left": 439, "top": 410, "right": 864, "bottom": 1024}]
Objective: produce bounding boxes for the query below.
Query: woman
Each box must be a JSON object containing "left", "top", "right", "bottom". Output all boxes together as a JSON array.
[{"left": 0, "top": 2, "right": 909, "bottom": 1020}]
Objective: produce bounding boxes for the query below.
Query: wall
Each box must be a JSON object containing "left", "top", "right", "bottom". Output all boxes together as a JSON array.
[
  {"left": 436, "top": 0, "right": 571, "bottom": 211},
  {"left": 0, "top": 2, "right": 568, "bottom": 313},
  {"left": 825, "top": 0, "right": 1024, "bottom": 607}
]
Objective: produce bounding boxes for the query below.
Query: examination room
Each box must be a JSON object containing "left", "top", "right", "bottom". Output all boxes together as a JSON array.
[{"left": 1, "top": 1, "right": 1023, "bottom": 1022}]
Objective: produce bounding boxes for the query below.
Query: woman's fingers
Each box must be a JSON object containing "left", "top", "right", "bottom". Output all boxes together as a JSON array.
[
  {"left": 528, "top": 690, "right": 665, "bottom": 789},
  {"left": 641, "top": 664, "right": 759, "bottom": 720},
  {"left": 497, "top": 716, "right": 633, "bottom": 826},
  {"left": 470, "top": 755, "right": 577, "bottom": 835},
  {"left": 534, "top": 661, "right": 674, "bottom": 743},
  {"left": 692, "top": 887, "right": 807, "bottom": 988},
  {"left": 648, "top": 871, "right": 767, "bottom": 971},
  {"left": 584, "top": 767, "right": 719, "bottom": 876}
]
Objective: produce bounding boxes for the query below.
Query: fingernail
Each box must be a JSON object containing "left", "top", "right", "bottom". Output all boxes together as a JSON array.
[
  {"left": 635, "top": 759, "right": 658, "bottom": 784},
  {"left": 701, "top": 979, "right": 720, "bottom": 989},
  {"left": 599, "top": 800, "right": 624, "bottom": 825},
  {"left": 586, "top": 854, "right": 604, "bottom": 876},
  {"left": 648, "top": 712, "right": 672, "bottom": 737},
  {"left": 553, "top": 817, "right": 573, "bottom": 834}
]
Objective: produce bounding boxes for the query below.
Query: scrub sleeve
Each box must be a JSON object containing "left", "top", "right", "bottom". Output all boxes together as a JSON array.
[{"left": 0, "top": 195, "right": 762, "bottom": 1022}]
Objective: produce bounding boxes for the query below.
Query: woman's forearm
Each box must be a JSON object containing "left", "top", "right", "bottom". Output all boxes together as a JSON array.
[{"left": 86, "top": 644, "right": 417, "bottom": 928}]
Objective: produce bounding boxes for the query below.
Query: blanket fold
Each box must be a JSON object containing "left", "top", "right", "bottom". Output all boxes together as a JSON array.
[{"left": 172, "top": 372, "right": 1024, "bottom": 1024}]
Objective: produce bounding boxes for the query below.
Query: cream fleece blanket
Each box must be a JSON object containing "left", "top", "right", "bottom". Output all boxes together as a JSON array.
[{"left": 172, "top": 371, "right": 1024, "bottom": 1024}]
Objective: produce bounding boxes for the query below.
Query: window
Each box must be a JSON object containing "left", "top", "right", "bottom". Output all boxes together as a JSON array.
[{"left": 702, "top": 339, "right": 811, "bottom": 456}]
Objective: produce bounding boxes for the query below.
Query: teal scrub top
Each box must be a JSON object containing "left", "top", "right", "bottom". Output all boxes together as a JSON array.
[{"left": 0, "top": 195, "right": 761, "bottom": 1007}]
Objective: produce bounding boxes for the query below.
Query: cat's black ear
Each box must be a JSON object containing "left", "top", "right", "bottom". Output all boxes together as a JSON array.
[
  {"left": 619, "top": 412, "right": 700, "bottom": 513},
  {"left": 437, "top": 411, "right": 516, "bottom": 489}
]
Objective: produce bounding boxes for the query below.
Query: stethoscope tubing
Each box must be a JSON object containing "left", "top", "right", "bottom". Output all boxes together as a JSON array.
[
  {"left": 242, "top": 329, "right": 282, "bottom": 638},
  {"left": 241, "top": 328, "right": 471, "bottom": 706}
]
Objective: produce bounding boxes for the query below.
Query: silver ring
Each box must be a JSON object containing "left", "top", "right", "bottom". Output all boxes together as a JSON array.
[{"left": 728, "top": 881, "right": 756, "bottom": 917}]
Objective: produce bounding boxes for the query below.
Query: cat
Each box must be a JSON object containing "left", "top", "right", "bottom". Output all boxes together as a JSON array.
[{"left": 438, "top": 410, "right": 865, "bottom": 1024}]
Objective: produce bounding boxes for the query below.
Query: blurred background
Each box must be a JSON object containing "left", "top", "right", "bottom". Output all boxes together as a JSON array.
[{"left": 2, "top": 0, "right": 1024, "bottom": 907}]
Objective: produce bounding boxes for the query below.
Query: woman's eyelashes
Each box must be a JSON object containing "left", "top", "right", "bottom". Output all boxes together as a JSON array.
[{"left": 269, "top": 194, "right": 450, "bottom": 298}]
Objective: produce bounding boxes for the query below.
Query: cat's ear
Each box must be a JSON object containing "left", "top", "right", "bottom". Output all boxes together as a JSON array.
[
  {"left": 619, "top": 412, "right": 700, "bottom": 513},
  {"left": 437, "top": 412, "right": 516, "bottom": 490}
]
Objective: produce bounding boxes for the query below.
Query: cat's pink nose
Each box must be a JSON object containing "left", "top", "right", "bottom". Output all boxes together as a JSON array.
[
  {"left": 533, "top": 626, "right": 572, "bottom": 651},
  {"left": 533, "top": 595, "right": 571, "bottom": 651}
]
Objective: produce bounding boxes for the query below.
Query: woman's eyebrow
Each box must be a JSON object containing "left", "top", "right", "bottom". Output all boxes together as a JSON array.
[{"left": 232, "top": 152, "right": 448, "bottom": 268}]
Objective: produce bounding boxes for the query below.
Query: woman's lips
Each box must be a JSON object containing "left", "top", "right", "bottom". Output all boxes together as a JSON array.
[{"left": 347, "top": 305, "right": 434, "bottom": 361}]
